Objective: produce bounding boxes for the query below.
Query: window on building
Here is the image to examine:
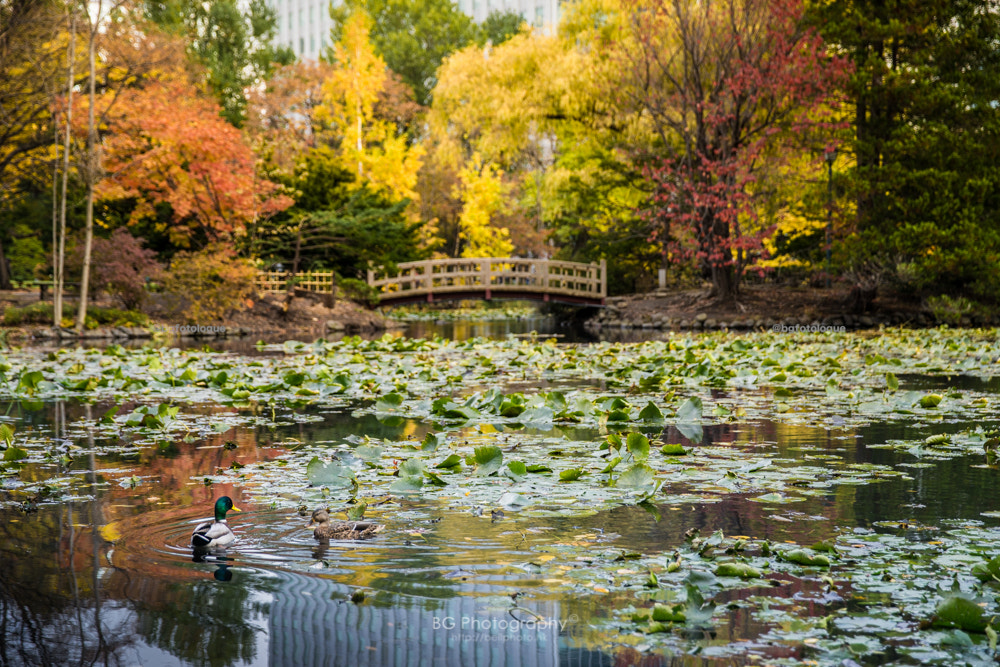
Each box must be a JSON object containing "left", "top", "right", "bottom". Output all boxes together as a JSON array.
[
  {"left": 534, "top": 5, "right": 543, "bottom": 26},
  {"left": 310, "top": 35, "right": 315, "bottom": 52},
  {"left": 299, "top": 37, "right": 304, "bottom": 53},
  {"left": 299, "top": 8, "right": 303, "bottom": 28}
]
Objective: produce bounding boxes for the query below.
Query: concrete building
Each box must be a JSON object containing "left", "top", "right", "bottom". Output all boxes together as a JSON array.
[
  {"left": 456, "top": 0, "right": 560, "bottom": 30},
  {"left": 275, "top": 0, "right": 336, "bottom": 61},
  {"left": 274, "top": 0, "right": 561, "bottom": 61}
]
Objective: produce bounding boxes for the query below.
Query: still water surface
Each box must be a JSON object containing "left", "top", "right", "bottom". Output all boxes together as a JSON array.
[{"left": 2, "top": 325, "right": 999, "bottom": 666}]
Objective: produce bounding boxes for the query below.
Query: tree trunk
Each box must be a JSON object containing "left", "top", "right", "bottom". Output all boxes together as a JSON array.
[
  {"left": 56, "top": 9, "right": 76, "bottom": 327},
  {"left": 710, "top": 263, "right": 736, "bottom": 301},
  {"left": 75, "top": 3, "right": 98, "bottom": 331},
  {"left": 0, "top": 237, "right": 11, "bottom": 291},
  {"left": 706, "top": 210, "right": 737, "bottom": 301}
]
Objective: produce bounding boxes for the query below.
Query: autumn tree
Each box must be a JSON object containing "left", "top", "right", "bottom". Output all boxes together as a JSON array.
[
  {"left": 96, "top": 77, "right": 291, "bottom": 248},
  {"left": 246, "top": 60, "right": 333, "bottom": 175},
  {"left": 316, "top": 10, "right": 422, "bottom": 203},
  {"left": 0, "top": 0, "right": 69, "bottom": 291},
  {"left": 329, "top": 0, "right": 479, "bottom": 107},
  {"left": 620, "top": 0, "right": 849, "bottom": 299},
  {"left": 456, "top": 156, "right": 512, "bottom": 258}
]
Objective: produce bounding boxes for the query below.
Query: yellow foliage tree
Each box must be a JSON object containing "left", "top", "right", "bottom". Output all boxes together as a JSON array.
[
  {"left": 316, "top": 10, "right": 422, "bottom": 202},
  {"left": 456, "top": 157, "right": 512, "bottom": 258}
]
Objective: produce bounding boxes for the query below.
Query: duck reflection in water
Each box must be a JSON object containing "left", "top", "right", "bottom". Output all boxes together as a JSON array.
[{"left": 191, "top": 549, "right": 235, "bottom": 582}]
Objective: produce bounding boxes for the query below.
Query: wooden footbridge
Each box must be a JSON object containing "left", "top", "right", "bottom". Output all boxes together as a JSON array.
[{"left": 367, "top": 258, "right": 606, "bottom": 306}]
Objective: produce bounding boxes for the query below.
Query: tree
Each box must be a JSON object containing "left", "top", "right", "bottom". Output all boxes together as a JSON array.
[
  {"left": 143, "top": 0, "right": 294, "bottom": 125},
  {"left": 316, "top": 10, "right": 423, "bottom": 203},
  {"left": 85, "top": 228, "right": 162, "bottom": 309},
  {"left": 246, "top": 60, "right": 333, "bottom": 174},
  {"left": 482, "top": 9, "right": 524, "bottom": 46},
  {"left": 619, "top": 0, "right": 849, "bottom": 299},
  {"left": 251, "top": 147, "right": 426, "bottom": 277},
  {"left": 456, "top": 156, "right": 512, "bottom": 257},
  {"left": 0, "top": 0, "right": 68, "bottom": 293},
  {"left": 817, "top": 0, "right": 1000, "bottom": 300},
  {"left": 96, "top": 77, "right": 292, "bottom": 248},
  {"left": 329, "top": 0, "right": 479, "bottom": 106}
]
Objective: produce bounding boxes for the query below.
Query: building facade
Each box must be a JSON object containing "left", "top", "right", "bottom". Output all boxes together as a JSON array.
[
  {"left": 275, "top": 0, "right": 336, "bottom": 61},
  {"left": 274, "top": 0, "right": 561, "bottom": 61}
]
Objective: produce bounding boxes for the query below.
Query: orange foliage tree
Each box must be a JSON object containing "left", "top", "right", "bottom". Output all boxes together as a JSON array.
[{"left": 96, "top": 78, "right": 292, "bottom": 247}]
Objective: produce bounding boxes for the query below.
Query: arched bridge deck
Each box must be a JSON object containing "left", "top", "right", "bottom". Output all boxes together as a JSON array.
[{"left": 367, "top": 258, "right": 606, "bottom": 306}]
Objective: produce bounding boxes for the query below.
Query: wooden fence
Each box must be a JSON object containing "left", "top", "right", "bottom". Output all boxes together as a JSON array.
[{"left": 255, "top": 271, "right": 336, "bottom": 294}]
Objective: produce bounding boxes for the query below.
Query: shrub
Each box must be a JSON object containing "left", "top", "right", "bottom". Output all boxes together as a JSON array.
[
  {"left": 163, "top": 244, "right": 256, "bottom": 323},
  {"left": 3, "top": 302, "right": 54, "bottom": 326},
  {"left": 2, "top": 303, "right": 148, "bottom": 328},
  {"left": 7, "top": 226, "right": 47, "bottom": 282},
  {"left": 91, "top": 229, "right": 162, "bottom": 310},
  {"left": 926, "top": 295, "right": 982, "bottom": 326},
  {"left": 339, "top": 277, "right": 379, "bottom": 307}
]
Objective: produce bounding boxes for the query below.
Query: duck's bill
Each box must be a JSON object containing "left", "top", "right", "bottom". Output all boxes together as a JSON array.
[{"left": 232, "top": 505, "right": 243, "bottom": 512}]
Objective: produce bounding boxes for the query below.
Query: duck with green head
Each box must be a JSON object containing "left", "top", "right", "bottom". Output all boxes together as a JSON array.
[{"left": 192, "top": 496, "right": 242, "bottom": 548}]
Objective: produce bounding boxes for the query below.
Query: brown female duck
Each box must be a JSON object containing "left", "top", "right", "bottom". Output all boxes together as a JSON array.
[{"left": 309, "top": 508, "right": 384, "bottom": 540}]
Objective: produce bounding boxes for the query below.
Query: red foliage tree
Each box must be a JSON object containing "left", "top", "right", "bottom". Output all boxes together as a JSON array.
[
  {"left": 91, "top": 229, "right": 161, "bottom": 310},
  {"left": 620, "top": 0, "right": 850, "bottom": 298},
  {"left": 96, "top": 79, "right": 292, "bottom": 248}
]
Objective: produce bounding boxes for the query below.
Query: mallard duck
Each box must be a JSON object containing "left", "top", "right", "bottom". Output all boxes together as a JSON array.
[
  {"left": 309, "top": 508, "right": 383, "bottom": 540},
  {"left": 192, "top": 496, "right": 242, "bottom": 548}
]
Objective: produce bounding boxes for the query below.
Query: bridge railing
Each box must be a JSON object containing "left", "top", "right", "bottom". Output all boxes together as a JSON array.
[{"left": 366, "top": 258, "right": 606, "bottom": 301}]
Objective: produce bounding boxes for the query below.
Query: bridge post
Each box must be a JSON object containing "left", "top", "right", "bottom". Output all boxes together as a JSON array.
[
  {"left": 481, "top": 259, "right": 491, "bottom": 300},
  {"left": 600, "top": 258, "right": 607, "bottom": 304}
]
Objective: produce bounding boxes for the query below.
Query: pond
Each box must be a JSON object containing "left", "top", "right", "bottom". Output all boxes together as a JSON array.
[{"left": 2, "top": 328, "right": 1000, "bottom": 666}]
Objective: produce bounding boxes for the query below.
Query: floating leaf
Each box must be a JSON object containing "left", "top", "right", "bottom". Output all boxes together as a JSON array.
[
  {"left": 616, "top": 463, "right": 655, "bottom": 489},
  {"left": 389, "top": 475, "right": 424, "bottom": 493},
  {"left": 638, "top": 402, "right": 663, "bottom": 421},
  {"left": 934, "top": 595, "right": 990, "bottom": 633},
  {"left": 424, "top": 471, "right": 449, "bottom": 486},
  {"left": 651, "top": 604, "right": 686, "bottom": 623},
  {"left": 918, "top": 393, "right": 943, "bottom": 408},
  {"left": 355, "top": 445, "right": 383, "bottom": 462},
  {"left": 676, "top": 396, "right": 703, "bottom": 422},
  {"left": 559, "top": 468, "right": 585, "bottom": 481},
  {"left": 473, "top": 446, "right": 503, "bottom": 476},
  {"left": 374, "top": 393, "right": 404, "bottom": 412},
  {"left": 506, "top": 460, "right": 527, "bottom": 479},
  {"left": 435, "top": 454, "right": 462, "bottom": 469},
  {"left": 714, "top": 562, "right": 761, "bottom": 579},
  {"left": 660, "top": 443, "right": 687, "bottom": 456},
  {"left": 421, "top": 433, "right": 444, "bottom": 451},
  {"left": 398, "top": 459, "right": 425, "bottom": 478},
  {"left": 781, "top": 549, "right": 831, "bottom": 567},
  {"left": 626, "top": 432, "right": 650, "bottom": 460},
  {"left": 306, "top": 457, "right": 354, "bottom": 488},
  {"left": 4, "top": 446, "right": 27, "bottom": 461}
]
